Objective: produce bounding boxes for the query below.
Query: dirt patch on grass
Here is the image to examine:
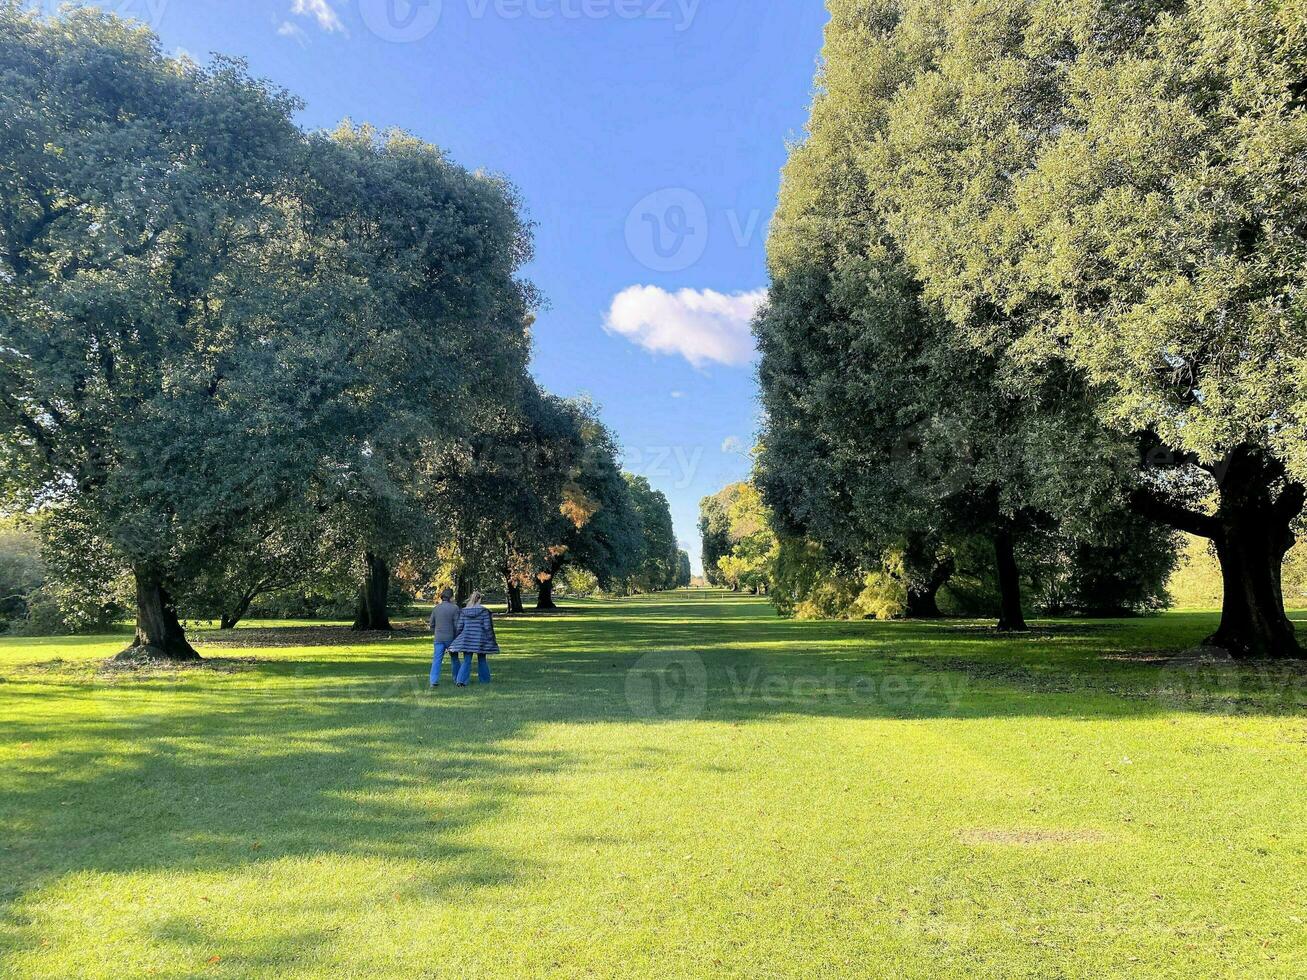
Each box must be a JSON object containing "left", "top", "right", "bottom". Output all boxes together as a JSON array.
[
  {"left": 901, "top": 656, "right": 1084, "bottom": 693},
  {"left": 0, "top": 657, "right": 93, "bottom": 680},
  {"left": 1, "top": 655, "right": 265, "bottom": 681},
  {"left": 937, "top": 623, "right": 1114, "bottom": 638},
  {"left": 95, "top": 656, "right": 263, "bottom": 678},
  {"left": 906, "top": 650, "right": 1307, "bottom": 712},
  {"left": 1099, "top": 647, "right": 1307, "bottom": 667},
  {"left": 197, "top": 625, "right": 430, "bottom": 649},
  {"left": 958, "top": 828, "right": 1109, "bottom": 846}
]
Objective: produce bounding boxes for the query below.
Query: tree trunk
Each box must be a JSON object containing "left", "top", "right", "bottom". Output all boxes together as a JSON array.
[
  {"left": 536, "top": 576, "right": 556, "bottom": 610},
  {"left": 1207, "top": 534, "right": 1299, "bottom": 658},
  {"left": 455, "top": 572, "right": 472, "bottom": 607},
  {"left": 1132, "top": 443, "right": 1302, "bottom": 658},
  {"left": 352, "top": 552, "right": 393, "bottom": 632},
  {"left": 118, "top": 568, "right": 200, "bottom": 662},
  {"left": 905, "top": 555, "right": 955, "bottom": 620},
  {"left": 505, "top": 574, "right": 524, "bottom": 614},
  {"left": 1205, "top": 450, "right": 1302, "bottom": 658},
  {"left": 993, "top": 527, "right": 1028, "bottom": 632},
  {"left": 219, "top": 591, "right": 256, "bottom": 631}
]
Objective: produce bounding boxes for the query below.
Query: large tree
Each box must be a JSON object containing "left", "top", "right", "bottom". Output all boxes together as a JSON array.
[
  {"left": 754, "top": 0, "right": 1135, "bottom": 632},
  {"left": 0, "top": 7, "right": 336, "bottom": 659},
  {"left": 301, "top": 124, "right": 535, "bottom": 631},
  {"left": 623, "top": 475, "right": 677, "bottom": 593},
  {"left": 873, "top": 0, "right": 1307, "bottom": 656},
  {"left": 535, "top": 399, "right": 643, "bottom": 610}
]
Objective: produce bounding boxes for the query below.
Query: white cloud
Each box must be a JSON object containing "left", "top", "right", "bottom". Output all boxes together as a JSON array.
[
  {"left": 721, "top": 435, "right": 745, "bottom": 454},
  {"left": 277, "top": 20, "right": 306, "bottom": 42},
  {"left": 291, "top": 0, "right": 345, "bottom": 33},
  {"left": 670, "top": 390, "right": 686, "bottom": 399},
  {"left": 604, "top": 285, "right": 765, "bottom": 368}
]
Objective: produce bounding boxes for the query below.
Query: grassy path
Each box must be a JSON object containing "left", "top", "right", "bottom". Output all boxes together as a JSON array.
[{"left": 1, "top": 593, "right": 1305, "bottom": 977}]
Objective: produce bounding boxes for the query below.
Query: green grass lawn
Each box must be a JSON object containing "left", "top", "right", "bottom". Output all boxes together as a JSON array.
[{"left": 2, "top": 593, "right": 1305, "bottom": 978}]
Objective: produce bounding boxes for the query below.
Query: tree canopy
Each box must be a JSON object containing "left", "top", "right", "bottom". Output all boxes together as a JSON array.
[
  {"left": 535, "top": 399, "right": 644, "bottom": 609},
  {"left": 1, "top": 7, "right": 330, "bottom": 657},
  {"left": 623, "top": 474, "right": 678, "bottom": 593},
  {"left": 753, "top": 0, "right": 1306, "bottom": 655},
  {"left": 0, "top": 5, "right": 657, "bottom": 651},
  {"left": 755, "top": 0, "right": 1141, "bottom": 632}
]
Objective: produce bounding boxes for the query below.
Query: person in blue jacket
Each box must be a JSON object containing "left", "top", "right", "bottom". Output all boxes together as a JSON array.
[{"left": 448, "top": 591, "right": 499, "bottom": 686}]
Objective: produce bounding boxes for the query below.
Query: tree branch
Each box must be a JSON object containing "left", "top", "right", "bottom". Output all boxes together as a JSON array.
[
  {"left": 0, "top": 391, "right": 57, "bottom": 467},
  {"left": 1129, "top": 487, "right": 1219, "bottom": 539}
]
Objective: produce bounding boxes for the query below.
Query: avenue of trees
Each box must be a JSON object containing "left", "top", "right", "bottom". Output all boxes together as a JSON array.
[
  {"left": 749, "top": 0, "right": 1307, "bottom": 657},
  {"left": 0, "top": 6, "right": 678, "bottom": 655}
]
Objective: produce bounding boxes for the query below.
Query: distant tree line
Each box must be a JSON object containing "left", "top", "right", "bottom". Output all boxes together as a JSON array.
[
  {"left": 741, "top": 0, "right": 1307, "bottom": 658},
  {"left": 0, "top": 6, "right": 680, "bottom": 654},
  {"left": 699, "top": 482, "right": 778, "bottom": 595}
]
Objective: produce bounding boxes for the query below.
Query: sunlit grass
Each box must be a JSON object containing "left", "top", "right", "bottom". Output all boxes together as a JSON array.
[{"left": 2, "top": 594, "right": 1304, "bottom": 978}]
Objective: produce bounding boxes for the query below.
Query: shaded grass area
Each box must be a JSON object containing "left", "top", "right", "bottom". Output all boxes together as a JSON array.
[{"left": 1, "top": 594, "right": 1305, "bottom": 978}]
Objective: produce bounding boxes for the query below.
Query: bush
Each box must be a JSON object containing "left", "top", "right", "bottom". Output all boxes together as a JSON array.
[
  {"left": 852, "top": 569, "right": 905, "bottom": 621},
  {"left": 27, "top": 510, "right": 131, "bottom": 634},
  {"left": 556, "top": 566, "right": 601, "bottom": 598},
  {"left": 790, "top": 576, "right": 863, "bottom": 620},
  {"left": 1287, "top": 544, "right": 1307, "bottom": 607},
  {"left": 1025, "top": 513, "right": 1178, "bottom": 617},
  {"left": 0, "top": 520, "right": 44, "bottom": 632}
]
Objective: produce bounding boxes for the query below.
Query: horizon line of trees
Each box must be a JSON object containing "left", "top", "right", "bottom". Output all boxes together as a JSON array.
[
  {"left": 743, "top": 0, "right": 1307, "bottom": 658},
  {"left": 0, "top": 5, "right": 682, "bottom": 657}
]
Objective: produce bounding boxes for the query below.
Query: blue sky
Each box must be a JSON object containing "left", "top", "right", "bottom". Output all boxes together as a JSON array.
[{"left": 75, "top": 0, "right": 829, "bottom": 572}]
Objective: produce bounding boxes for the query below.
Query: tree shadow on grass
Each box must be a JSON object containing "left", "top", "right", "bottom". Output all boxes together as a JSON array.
[
  {"left": 1, "top": 595, "right": 1304, "bottom": 972},
  {"left": 0, "top": 660, "right": 568, "bottom": 973}
]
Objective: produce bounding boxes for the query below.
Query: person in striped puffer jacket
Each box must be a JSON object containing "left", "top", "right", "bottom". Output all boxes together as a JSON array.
[{"left": 448, "top": 592, "right": 500, "bottom": 686}]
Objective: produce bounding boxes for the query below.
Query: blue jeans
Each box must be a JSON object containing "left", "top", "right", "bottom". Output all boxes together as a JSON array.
[
  {"left": 455, "top": 653, "right": 490, "bottom": 685},
  {"left": 430, "top": 641, "right": 456, "bottom": 686}
]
